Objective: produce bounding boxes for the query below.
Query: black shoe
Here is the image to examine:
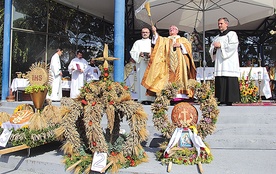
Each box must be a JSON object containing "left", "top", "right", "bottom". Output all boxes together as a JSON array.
[
  {"left": 218, "top": 102, "right": 232, "bottom": 106},
  {"left": 141, "top": 101, "right": 153, "bottom": 105},
  {"left": 52, "top": 100, "right": 60, "bottom": 102},
  {"left": 226, "top": 102, "right": 232, "bottom": 106}
]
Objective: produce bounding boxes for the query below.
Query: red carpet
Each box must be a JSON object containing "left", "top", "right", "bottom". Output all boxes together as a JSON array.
[
  {"left": 170, "top": 98, "right": 276, "bottom": 106},
  {"left": 233, "top": 101, "right": 276, "bottom": 106},
  {"left": 170, "top": 99, "right": 276, "bottom": 106}
]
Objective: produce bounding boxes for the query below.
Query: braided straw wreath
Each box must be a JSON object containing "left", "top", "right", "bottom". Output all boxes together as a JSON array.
[{"left": 152, "top": 80, "right": 219, "bottom": 165}]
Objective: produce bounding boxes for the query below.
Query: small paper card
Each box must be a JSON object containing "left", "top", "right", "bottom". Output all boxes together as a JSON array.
[
  {"left": 0, "top": 129, "right": 13, "bottom": 147},
  {"left": 76, "top": 63, "right": 81, "bottom": 70},
  {"left": 91, "top": 152, "right": 107, "bottom": 172}
]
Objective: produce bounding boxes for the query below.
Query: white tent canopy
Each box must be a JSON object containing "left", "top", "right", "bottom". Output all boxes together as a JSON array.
[{"left": 54, "top": 0, "right": 276, "bottom": 32}]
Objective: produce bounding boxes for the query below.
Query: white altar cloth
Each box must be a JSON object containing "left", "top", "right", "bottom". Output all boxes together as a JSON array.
[
  {"left": 196, "top": 67, "right": 272, "bottom": 99},
  {"left": 11, "top": 78, "right": 71, "bottom": 92}
]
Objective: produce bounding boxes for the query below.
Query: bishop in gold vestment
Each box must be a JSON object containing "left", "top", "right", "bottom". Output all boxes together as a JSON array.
[{"left": 142, "top": 25, "right": 196, "bottom": 96}]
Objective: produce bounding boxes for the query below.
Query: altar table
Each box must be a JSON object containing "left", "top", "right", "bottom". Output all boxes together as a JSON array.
[
  {"left": 196, "top": 67, "right": 272, "bottom": 99},
  {"left": 10, "top": 78, "right": 71, "bottom": 101}
]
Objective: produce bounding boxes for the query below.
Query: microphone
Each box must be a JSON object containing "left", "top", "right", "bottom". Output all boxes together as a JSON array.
[{"left": 173, "top": 47, "right": 176, "bottom": 51}]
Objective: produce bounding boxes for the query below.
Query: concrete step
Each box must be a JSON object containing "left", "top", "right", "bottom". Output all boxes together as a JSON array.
[
  {"left": 0, "top": 166, "right": 38, "bottom": 174},
  {"left": 0, "top": 142, "right": 70, "bottom": 174},
  {"left": 206, "top": 135, "right": 276, "bottom": 149},
  {"left": 1, "top": 102, "right": 276, "bottom": 173},
  {"left": 2, "top": 102, "right": 276, "bottom": 149},
  {"left": 0, "top": 101, "right": 60, "bottom": 115},
  {"left": 142, "top": 125, "right": 276, "bottom": 149},
  {"left": 0, "top": 106, "right": 16, "bottom": 114},
  {"left": 214, "top": 124, "right": 276, "bottom": 135},
  {"left": 1, "top": 145, "right": 276, "bottom": 174}
]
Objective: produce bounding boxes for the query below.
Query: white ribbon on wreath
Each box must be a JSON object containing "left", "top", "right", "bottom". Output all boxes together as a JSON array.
[
  {"left": 164, "top": 128, "right": 182, "bottom": 155},
  {"left": 164, "top": 127, "right": 208, "bottom": 156}
]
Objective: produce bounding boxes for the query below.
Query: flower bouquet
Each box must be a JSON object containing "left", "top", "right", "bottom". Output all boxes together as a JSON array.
[{"left": 239, "top": 69, "right": 259, "bottom": 103}]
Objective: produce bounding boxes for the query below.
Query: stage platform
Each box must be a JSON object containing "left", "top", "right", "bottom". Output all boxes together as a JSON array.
[{"left": 0, "top": 100, "right": 276, "bottom": 174}]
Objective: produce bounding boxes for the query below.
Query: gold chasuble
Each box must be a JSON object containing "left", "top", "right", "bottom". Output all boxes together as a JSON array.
[{"left": 141, "top": 35, "right": 196, "bottom": 95}]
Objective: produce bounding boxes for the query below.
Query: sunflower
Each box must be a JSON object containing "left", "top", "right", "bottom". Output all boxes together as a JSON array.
[
  {"left": 14, "top": 105, "right": 23, "bottom": 113},
  {"left": 239, "top": 75, "right": 259, "bottom": 103}
]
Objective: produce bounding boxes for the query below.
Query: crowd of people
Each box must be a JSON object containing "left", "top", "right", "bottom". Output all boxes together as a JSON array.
[
  {"left": 47, "top": 17, "right": 276, "bottom": 104},
  {"left": 48, "top": 50, "right": 101, "bottom": 101}
]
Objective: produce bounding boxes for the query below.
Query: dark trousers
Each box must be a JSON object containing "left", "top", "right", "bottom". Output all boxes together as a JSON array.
[{"left": 215, "top": 76, "right": 241, "bottom": 103}]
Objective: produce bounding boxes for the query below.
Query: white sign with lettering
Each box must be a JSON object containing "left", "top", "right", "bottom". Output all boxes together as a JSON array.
[{"left": 0, "top": 129, "right": 12, "bottom": 147}]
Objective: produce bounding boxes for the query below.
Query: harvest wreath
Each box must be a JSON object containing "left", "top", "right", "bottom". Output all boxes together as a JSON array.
[
  {"left": 56, "top": 69, "right": 148, "bottom": 174},
  {"left": 151, "top": 80, "right": 219, "bottom": 166}
]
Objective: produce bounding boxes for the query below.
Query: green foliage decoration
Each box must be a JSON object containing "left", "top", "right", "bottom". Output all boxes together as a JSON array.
[
  {"left": 24, "top": 84, "right": 52, "bottom": 95},
  {"left": 0, "top": 125, "right": 58, "bottom": 148},
  {"left": 156, "top": 142, "right": 213, "bottom": 165}
]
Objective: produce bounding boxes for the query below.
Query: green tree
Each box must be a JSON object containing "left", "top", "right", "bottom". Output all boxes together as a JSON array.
[{"left": 10, "top": 0, "right": 114, "bottom": 79}]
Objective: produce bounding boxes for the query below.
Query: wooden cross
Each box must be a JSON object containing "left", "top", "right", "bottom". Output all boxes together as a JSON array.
[{"left": 94, "top": 44, "right": 119, "bottom": 69}]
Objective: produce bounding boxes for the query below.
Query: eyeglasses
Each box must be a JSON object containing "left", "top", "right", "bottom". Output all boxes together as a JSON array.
[{"left": 142, "top": 32, "right": 149, "bottom": 33}]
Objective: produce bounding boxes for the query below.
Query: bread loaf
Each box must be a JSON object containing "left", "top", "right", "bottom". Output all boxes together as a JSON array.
[{"left": 10, "top": 110, "right": 34, "bottom": 124}]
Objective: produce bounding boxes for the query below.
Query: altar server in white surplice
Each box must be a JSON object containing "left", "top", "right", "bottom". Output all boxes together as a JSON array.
[
  {"left": 68, "top": 50, "right": 88, "bottom": 98},
  {"left": 209, "top": 17, "right": 240, "bottom": 106},
  {"left": 85, "top": 58, "right": 101, "bottom": 82},
  {"left": 130, "top": 27, "right": 155, "bottom": 104},
  {"left": 48, "top": 48, "right": 63, "bottom": 101}
]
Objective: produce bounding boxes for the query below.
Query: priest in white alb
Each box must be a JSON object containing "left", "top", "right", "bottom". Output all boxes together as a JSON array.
[
  {"left": 130, "top": 27, "right": 155, "bottom": 104},
  {"left": 48, "top": 48, "right": 63, "bottom": 101}
]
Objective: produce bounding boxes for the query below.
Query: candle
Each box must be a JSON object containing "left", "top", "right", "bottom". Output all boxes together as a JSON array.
[{"left": 258, "top": 71, "right": 261, "bottom": 80}]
